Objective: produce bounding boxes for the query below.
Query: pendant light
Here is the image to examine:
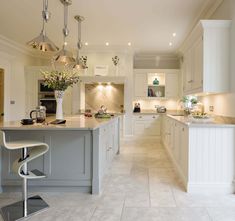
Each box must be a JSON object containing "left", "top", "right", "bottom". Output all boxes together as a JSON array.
[
  {"left": 27, "top": 0, "right": 58, "bottom": 52},
  {"left": 53, "top": 0, "right": 75, "bottom": 65},
  {"left": 73, "top": 15, "right": 85, "bottom": 70}
]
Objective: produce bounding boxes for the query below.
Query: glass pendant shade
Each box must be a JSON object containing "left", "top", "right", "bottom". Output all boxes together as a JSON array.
[{"left": 27, "top": 0, "right": 58, "bottom": 52}]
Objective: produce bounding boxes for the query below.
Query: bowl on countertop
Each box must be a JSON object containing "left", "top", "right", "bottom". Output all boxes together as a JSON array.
[{"left": 21, "top": 119, "right": 34, "bottom": 125}]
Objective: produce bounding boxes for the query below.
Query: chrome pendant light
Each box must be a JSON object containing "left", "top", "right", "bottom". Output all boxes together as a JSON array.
[
  {"left": 73, "top": 15, "right": 85, "bottom": 70},
  {"left": 27, "top": 0, "right": 58, "bottom": 52},
  {"left": 53, "top": 0, "right": 75, "bottom": 65}
]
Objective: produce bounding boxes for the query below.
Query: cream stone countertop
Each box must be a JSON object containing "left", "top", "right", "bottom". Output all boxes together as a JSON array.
[
  {"left": 133, "top": 109, "right": 185, "bottom": 116},
  {"left": 167, "top": 114, "right": 235, "bottom": 128},
  {"left": 0, "top": 115, "right": 120, "bottom": 131}
]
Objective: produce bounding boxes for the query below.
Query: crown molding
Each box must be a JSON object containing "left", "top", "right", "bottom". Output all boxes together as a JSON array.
[
  {"left": 177, "top": 0, "right": 225, "bottom": 54},
  {"left": 0, "top": 34, "right": 53, "bottom": 60}
]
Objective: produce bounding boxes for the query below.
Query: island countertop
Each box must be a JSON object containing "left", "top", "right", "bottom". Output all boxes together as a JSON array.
[{"left": 0, "top": 115, "right": 120, "bottom": 131}]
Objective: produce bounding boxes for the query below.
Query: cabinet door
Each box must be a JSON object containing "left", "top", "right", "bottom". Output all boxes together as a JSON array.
[
  {"left": 165, "top": 73, "right": 179, "bottom": 98},
  {"left": 183, "top": 49, "right": 193, "bottom": 92},
  {"left": 179, "top": 125, "right": 188, "bottom": 178},
  {"left": 173, "top": 122, "right": 180, "bottom": 162},
  {"left": 192, "top": 37, "right": 203, "bottom": 90},
  {"left": 134, "top": 74, "right": 147, "bottom": 98}
]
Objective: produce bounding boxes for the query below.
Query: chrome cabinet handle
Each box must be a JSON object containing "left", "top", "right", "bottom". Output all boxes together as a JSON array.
[
  {"left": 139, "top": 116, "right": 142, "bottom": 118},
  {"left": 152, "top": 116, "right": 156, "bottom": 119}
]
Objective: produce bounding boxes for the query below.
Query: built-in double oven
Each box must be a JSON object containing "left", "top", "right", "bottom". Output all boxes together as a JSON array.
[{"left": 38, "top": 80, "right": 56, "bottom": 114}]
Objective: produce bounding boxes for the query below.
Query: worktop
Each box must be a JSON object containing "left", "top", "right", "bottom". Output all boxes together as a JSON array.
[
  {"left": 167, "top": 114, "right": 235, "bottom": 128},
  {"left": 0, "top": 115, "right": 120, "bottom": 131}
]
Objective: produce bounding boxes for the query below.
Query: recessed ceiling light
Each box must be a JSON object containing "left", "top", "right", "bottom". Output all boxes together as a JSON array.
[
  {"left": 85, "top": 42, "right": 88, "bottom": 46},
  {"left": 128, "top": 42, "right": 131, "bottom": 46},
  {"left": 64, "top": 41, "right": 68, "bottom": 46},
  {"left": 173, "top": 33, "right": 176, "bottom": 37},
  {"left": 169, "top": 42, "right": 173, "bottom": 46},
  {"left": 105, "top": 42, "right": 109, "bottom": 46}
]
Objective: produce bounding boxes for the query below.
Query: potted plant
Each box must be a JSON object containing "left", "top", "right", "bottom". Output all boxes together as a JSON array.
[{"left": 41, "top": 69, "right": 79, "bottom": 119}]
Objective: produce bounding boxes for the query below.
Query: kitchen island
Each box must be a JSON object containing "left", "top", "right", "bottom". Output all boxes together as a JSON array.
[{"left": 0, "top": 115, "right": 121, "bottom": 194}]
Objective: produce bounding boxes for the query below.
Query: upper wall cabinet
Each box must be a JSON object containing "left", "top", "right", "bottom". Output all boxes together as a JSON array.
[
  {"left": 180, "top": 20, "right": 231, "bottom": 95},
  {"left": 134, "top": 69, "right": 179, "bottom": 99}
]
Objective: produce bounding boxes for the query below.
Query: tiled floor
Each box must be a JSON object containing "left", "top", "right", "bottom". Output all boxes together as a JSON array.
[{"left": 1, "top": 139, "right": 235, "bottom": 220}]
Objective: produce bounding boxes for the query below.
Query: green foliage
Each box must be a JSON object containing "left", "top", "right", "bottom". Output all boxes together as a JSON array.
[{"left": 41, "top": 70, "right": 79, "bottom": 91}]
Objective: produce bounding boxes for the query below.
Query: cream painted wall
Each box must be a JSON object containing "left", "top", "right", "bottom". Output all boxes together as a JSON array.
[
  {"left": 0, "top": 38, "right": 47, "bottom": 121},
  {"left": 199, "top": 0, "right": 235, "bottom": 117}
]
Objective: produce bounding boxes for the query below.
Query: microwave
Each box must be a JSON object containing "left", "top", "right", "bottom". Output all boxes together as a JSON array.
[{"left": 38, "top": 80, "right": 54, "bottom": 93}]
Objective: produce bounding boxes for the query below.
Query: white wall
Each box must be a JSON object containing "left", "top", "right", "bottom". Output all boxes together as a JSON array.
[
  {"left": 0, "top": 36, "right": 47, "bottom": 121},
  {"left": 199, "top": 0, "right": 235, "bottom": 117}
]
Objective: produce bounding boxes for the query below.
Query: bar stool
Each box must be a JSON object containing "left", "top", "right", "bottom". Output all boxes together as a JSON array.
[{"left": 0, "top": 131, "right": 49, "bottom": 221}]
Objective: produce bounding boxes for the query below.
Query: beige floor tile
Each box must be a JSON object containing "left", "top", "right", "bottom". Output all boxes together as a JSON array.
[
  {"left": 125, "top": 192, "right": 150, "bottom": 207},
  {"left": 90, "top": 208, "right": 123, "bottom": 221}
]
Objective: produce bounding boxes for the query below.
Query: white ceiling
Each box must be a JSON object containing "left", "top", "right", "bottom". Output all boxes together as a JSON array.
[{"left": 0, "top": 0, "right": 213, "bottom": 53}]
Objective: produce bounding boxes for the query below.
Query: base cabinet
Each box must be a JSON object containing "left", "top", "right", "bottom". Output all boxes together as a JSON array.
[
  {"left": 133, "top": 115, "right": 161, "bottom": 137},
  {"left": 162, "top": 115, "right": 235, "bottom": 194}
]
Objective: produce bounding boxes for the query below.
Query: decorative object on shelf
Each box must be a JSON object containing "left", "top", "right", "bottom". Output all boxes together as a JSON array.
[
  {"left": 27, "top": 0, "right": 58, "bottom": 52},
  {"left": 153, "top": 78, "right": 159, "bottom": 85},
  {"left": 80, "top": 56, "right": 88, "bottom": 69},
  {"left": 73, "top": 15, "right": 86, "bottom": 70},
  {"left": 41, "top": 69, "right": 79, "bottom": 119},
  {"left": 53, "top": 0, "right": 75, "bottom": 65},
  {"left": 156, "top": 91, "right": 162, "bottom": 97},
  {"left": 112, "top": 56, "right": 120, "bottom": 76}
]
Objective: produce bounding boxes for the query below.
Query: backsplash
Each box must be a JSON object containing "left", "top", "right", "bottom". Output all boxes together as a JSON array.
[
  {"left": 199, "top": 93, "right": 235, "bottom": 117},
  {"left": 85, "top": 84, "right": 124, "bottom": 113},
  {"left": 133, "top": 99, "right": 180, "bottom": 111}
]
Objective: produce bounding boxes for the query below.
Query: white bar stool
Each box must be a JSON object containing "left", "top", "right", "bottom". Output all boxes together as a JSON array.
[{"left": 0, "top": 131, "right": 49, "bottom": 221}]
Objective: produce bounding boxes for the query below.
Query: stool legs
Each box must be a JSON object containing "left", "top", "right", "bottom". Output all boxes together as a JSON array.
[
  {"left": 0, "top": 147, "right": 49, "bottom": 221},
  {"left": 22, "top": 147, "right": 28, "bottom": 217}
]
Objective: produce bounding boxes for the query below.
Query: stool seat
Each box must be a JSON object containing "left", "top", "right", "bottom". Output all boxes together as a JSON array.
[
  {"left": 4, "top": 140, "right": 47, "bottom": 150},
  {"left": 0, "top": 131, "right": 49, "bottom": 221}
]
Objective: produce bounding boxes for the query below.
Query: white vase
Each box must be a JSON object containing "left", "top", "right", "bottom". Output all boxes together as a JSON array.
[{"left": 54, "top": 90, "right": 64, "bottom": 120}]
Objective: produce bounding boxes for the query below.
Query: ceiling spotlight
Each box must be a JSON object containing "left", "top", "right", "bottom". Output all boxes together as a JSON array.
[
  {"left": 128, "top": 42, "right": 131, "bottom": 46},
  {"left": 85, "top": 42, "right": 88, "bottom": 46},
  {"left": 173, "top": 33, "right": 176, "bottom": 37},
  {"left": 105, "top": 42, "right": 109, "bottom": 46},
  {"left": 169, "top": 42, "right": 173, "bottom": 46}
]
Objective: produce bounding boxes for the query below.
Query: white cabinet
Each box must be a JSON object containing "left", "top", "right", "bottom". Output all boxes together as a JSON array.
[
  {"left": 162, "top": 115, "right": 235, "bottom": 194},
  {"left": 181, "top": 20, "right": 231, "bottom": 95},
  {"left": 165, "top": 73, "right": 179, "bottom": 98},
  {"left": 134, "top": 69, "right": 179, "bottom": 99},
  {"left": 134, "top": 73, "right": 147, "bottom": 98},
  {"left": 133, "top": 114, "right": 161, "bottom": 137}
]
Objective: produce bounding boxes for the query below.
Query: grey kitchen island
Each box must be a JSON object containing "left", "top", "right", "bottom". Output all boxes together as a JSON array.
[{"left": 0, "top": 115, "right": 120, "bottom": 194}]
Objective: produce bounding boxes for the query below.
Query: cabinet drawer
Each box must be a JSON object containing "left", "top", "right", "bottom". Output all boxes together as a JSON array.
[{"left": 133, "top": 114, "right": 159, "bottom": 121}]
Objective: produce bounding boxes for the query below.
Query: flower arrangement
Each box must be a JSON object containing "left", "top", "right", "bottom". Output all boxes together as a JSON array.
[
  {"left": 41, "top": 69, "right": 79, "bottom": 91},
  {"left": 112, "top": 56, "right": 119, "bottom": 66}
]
